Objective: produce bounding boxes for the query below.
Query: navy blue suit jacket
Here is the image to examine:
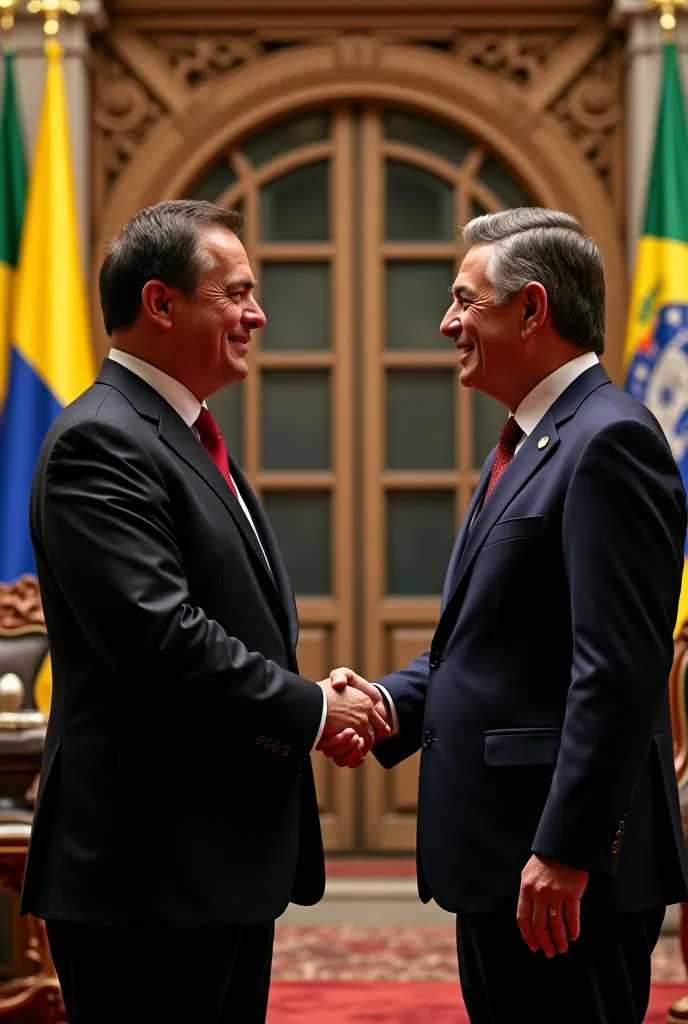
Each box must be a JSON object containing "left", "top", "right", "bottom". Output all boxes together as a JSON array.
[{"left": 375, "top": 363, "right": 688, "bottom": 915}]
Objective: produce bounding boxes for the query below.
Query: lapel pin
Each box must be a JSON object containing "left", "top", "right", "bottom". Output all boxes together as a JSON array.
[{"left": 537, "top": 436, "right": 549, "bottom": 450}]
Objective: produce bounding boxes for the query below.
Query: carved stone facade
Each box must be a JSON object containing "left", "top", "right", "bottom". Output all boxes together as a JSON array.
[{"left": 92, "top": 28, "right": 623, "bottom": 215}]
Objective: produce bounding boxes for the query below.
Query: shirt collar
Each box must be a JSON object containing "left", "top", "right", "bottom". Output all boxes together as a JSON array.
[
  {"left": 108, "top": 349, "right": 203, "bottom": 428},
  {"left": 513, "top": 351, "right": 599, "bottom": 438}
]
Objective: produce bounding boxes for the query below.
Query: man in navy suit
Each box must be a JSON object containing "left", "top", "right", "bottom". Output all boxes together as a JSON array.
[{"left": 321, "top": 208, "right": 688, "bottom": 1022}]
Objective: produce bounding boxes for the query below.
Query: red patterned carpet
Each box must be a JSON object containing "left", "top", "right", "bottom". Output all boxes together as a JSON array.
[
  {"left": 268, "top": 980, "right": 688, "bottom": 1022},
  {"left": 268, "top": 926, "right": 688, "bottom": 1022}
]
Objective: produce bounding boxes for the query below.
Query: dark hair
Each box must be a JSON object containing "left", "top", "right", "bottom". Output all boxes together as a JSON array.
[
  {"left": 99, "top": 200, "right": 245, "bottom": 336},
  {"left": 463, "top": 207, "right": 606, "bottom": 355}
]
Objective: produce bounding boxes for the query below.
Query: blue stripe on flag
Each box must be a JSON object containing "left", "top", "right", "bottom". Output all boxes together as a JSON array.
[{"left": 0, "top": 345, "right": 61, "bottom": 580}]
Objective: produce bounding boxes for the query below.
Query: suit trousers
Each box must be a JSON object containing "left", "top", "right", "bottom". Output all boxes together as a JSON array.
[
  {"left": 45, "top": 919, "right": 274, "bottom": 1024},
  {"left": 457, "top": 907, "right": 664, "bottom": 1024}
]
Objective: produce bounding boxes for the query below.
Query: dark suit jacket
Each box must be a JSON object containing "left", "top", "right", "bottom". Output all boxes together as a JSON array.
[
  {"left": 21, "top": 358, "right": 325, "bottom": 926},
  {"left": 375, "top": 363, "right": 688, "bottom": 916}
]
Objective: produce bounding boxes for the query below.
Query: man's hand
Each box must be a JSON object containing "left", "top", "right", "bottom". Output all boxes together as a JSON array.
[
  {"left": 317, "top": 668, "right": 389, "bottom": 768},
  {"left": 316, "top": 676, "right": 389, "bottom": 767},
  {"left": 517, "top": 854, "right": 589, "bottom": 957}
]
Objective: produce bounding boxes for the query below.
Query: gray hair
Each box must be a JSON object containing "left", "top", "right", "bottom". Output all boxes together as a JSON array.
[{"left": 463, "top": 208, "right": 605, "bottom": 354}]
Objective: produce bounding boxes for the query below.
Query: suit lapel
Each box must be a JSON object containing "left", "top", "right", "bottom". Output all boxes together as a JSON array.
[
  {"left": 157, "top": 402, "right": 277, "bottom": 589},
  {"left": 230, "top": 460, "right": 300, "bottom": 654},
  {"left": 441, "top": 456, "right": 493, "bottom": 611},
  {"left": 437, "top": 362, "right": 611, "bottom": 634},
  {"left": 440, "top": 410, "right": 560, "bottom": 629}
]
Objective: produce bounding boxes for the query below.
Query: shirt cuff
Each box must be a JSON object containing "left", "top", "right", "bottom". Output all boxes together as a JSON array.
[
  {"left": 311, "top": 689, "right": 328, "bottom": 752},
  {"left": 373, "top": 683, "right": 400, "bottom": 735}
]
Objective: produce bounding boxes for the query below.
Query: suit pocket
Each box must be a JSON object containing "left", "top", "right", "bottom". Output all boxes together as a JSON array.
[
  {"left": 485, "top": 727, "right": 562, "bottom": 766},
  {"left": 484, "top": 515, "right": 543, "bottom": 547}
]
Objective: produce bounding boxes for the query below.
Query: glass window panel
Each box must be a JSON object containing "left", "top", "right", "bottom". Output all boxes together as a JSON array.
[
  {"left": 242, "top": 111, "right": 330, "bottom": 167},
  {"left": 473, "top": 390, "right": 507, "bottom": 467},
  {"left": 477, "top": 155, "right": 533, "bottom": 209},
  {"left": 471, "top": 199, "right": 487, "bottom": 220},
  {"left": 261, "top": 263, "right": 330, "bottom": 350},
  {"left": 261, "top": 371, "right": 330, "bottom": 470},
  {"left": 386, "top": 261, "right": 454, "bottom": 350},
  {"left": 261, "top": 162, "right": 329, "bottom": 242},
  {"left": 207, "top": 381, "right": 244, "bottom": 465},
  {"left": 262, "top": 491, "right": 330, "bottom": 595},
  {"left": 387, "top": 491, "right": 456, "bottom": 595},
  {"left": 186, "top": 156, "right": 236, "bottom": 203},
  {"left": 386, "top": 160, "right": 454, "bottom": 242},
  {"left": 386, "top": 370, "right": 455, "bottom": 470},
  {"left": 384, "top": 110, "right": 473, "bottom": 166}
]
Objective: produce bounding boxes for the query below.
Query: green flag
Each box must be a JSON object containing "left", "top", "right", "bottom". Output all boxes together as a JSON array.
[{"left": 0, "top": 50, "right": 26, "bottom": 406}]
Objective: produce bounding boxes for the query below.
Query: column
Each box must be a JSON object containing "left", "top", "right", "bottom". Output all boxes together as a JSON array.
[{"left": 8, "top": 0, "right": 106, "bottom": 269}]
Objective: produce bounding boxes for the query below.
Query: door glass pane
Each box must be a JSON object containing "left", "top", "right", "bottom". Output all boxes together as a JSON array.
[
  {"left": 207, "top": 381, "right": 243, "bottom": 465},
  {"left": 261, "top": 162, "right": 330, "bottom": 242},
  {"left": 386, "top": 370, "right": 455, "bottom": 470},
  {"left": 262, "top": 491, "right": 330, "bottom": 595},
  {"left": 261, "top": 371, "right": 330, "bottom": 470},
  {"left": 473, "top": 390, "right": 507, "bottom": 467},
  {"left": 261, "top": 262, "right": 330, "bottom": 350},
  {"left": 386, "top": 160, "right": 454, "bottom": 242},
  {"left": 387, "top": 491, "right": 455, "bottom": 595},
  {"left": 386, "top": 262, "right": 454, "bottom": 349},
  {"left": 242, "top": 111, "right": 330, "bottom": 167},
  {"left": 384, "top": 110, "right": 473, "bottom": 166},
  {"left": 186, "top": 156, "right": 236, "bottom": 202},
  {"left": 477, "top": 154, "right": 532, "bottom": 209}
]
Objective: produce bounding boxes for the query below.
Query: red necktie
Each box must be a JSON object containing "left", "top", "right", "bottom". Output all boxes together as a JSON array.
[
  {"left": 484, "top": 416, "right": 523, "bottom": 503},
  {"left": 194, "top": 406, "right": 238, "bottom": 498}
]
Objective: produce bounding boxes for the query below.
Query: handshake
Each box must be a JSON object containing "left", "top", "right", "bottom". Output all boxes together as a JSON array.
[{"left": 315, "top": 669, "right": 391, "bottom": 769}]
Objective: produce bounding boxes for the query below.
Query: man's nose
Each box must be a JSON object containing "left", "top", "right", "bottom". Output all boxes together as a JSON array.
[
  {"left": 244, "top": 303, "right": 267, "bottom": 330},
  {"left": 440, "top": 311, "right": 461, "bottom": 337}
]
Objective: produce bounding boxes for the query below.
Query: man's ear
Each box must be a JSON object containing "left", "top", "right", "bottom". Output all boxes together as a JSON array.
[
  {"left": 141, "top": 280, "right": 174, "bottom": 330},
  {"left": 522, "top": 282, "right": 547, "bottom": 337}
]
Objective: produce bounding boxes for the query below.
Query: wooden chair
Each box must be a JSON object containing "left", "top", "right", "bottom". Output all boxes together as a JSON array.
[{"left": 0, "top": 576, "right": 66, "bottom": 1023}]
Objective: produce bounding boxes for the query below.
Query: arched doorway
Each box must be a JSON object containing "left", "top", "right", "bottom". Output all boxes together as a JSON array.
[{"left": 92, "top": 34, "right": 625, "bottom": 851}]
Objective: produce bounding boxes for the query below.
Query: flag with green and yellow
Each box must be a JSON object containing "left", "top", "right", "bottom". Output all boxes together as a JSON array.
[
  {"left": 625, "top": 40, "right": 688, "bottom": 635},
  {"left": 0, "top": 50, "right": 26, "bottom": 419}
]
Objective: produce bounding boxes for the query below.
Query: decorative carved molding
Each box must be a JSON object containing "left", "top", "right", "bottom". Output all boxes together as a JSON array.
[
  {"left": 94, "top": 43, "right": 165, "bottom": 197},
  {"left": 0, "top": 576, "right": 44, "bottom": 633},
  {"left": 453, "top": 31, "right": 568, "bottom": 86},
  {"left": 146, "top": 31, "right": 263, "bottom": 87},
  {"left": 550, "top": 43, "right": 622, "bottom": 198}
]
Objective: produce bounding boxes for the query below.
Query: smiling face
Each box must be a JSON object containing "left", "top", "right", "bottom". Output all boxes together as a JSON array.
[
  {"left": 440, "top": 243, "right": 529, "bottom": 408},
  {"left": 169, "top": 226, "right": 266, "bottom": 398}
]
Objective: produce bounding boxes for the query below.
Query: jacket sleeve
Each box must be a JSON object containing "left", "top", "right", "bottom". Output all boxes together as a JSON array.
[
  {"left": 372, "top": 652, "right": 430, "bottom": 768},
  {"left": 37, "top": 417, "right": 324, "bottom": 762},
  {"left": 531, "top": 417, "right": 686, "bottom": 873}
]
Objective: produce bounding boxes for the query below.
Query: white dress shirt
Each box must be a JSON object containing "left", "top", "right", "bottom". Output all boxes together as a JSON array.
[
  {"left": 108, "top": 348, "right": 328, "bottom": 747},
  {"left": 377, "top": 350, "right": 600, "bottom": 737}
]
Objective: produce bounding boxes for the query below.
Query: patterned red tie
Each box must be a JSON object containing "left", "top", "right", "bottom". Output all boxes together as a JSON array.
[
  {"left": 194, "top": 406, "right": 238, "bottom": 498},
  {"left": 484, "top": 416, "right": 523, "bottom": 503}
]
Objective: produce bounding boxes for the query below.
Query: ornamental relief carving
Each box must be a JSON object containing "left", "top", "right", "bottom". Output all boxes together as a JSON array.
[{"left": 92, "top": 28, "right": 622, "bottom": 206}]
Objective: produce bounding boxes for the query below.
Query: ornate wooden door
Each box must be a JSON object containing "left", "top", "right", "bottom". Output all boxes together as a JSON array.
[{"left": 191, "top": 104, "right": 534, "bottom": 850}]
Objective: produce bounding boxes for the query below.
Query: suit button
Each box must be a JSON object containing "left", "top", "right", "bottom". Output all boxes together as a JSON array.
[
  {"left": 272, "top": 742, "right": 281, "bottom": 753},
  {"left": 256, "top": 736, "right": 265, "bottom": 745},
  {"left": 282, "top": 746, "right": 291, "bottom": 756},
  {"left": 429, "top": 651, "right": 442, "bottom": 669},
  {"left": 265, "top": 738, "right": 273, "bottom": 749},
  {"left": 611, "top": 841, "right": 621, "bottom": 854},
  {"left": 615, "top": 831, "right": 624, "bottom": 840},
  {"left": 423, "top": 731, "right": 438, "bottom": 748}
]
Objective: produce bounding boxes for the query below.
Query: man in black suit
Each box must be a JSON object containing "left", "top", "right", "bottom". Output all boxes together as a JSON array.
[
  {"left": 322, "top": 208, "right": 688, "bottom": 1023},
  {"left": 22, "top": 200, "right": 387, "bottom": 1023}
]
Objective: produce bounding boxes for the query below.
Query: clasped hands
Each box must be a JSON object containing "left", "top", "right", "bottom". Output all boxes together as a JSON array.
[{"left": 316, "top": 668, "right": 387, "bottom": 768}]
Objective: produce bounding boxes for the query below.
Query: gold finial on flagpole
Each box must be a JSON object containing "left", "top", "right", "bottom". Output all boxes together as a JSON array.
[
  {"left": 26, "top": 0, "right": 80, "bottom": 36},
  {"left": 0, "top": 0, "right": 18, "bottom": 39},
  {"left": 648, "top": 0, "right": 687, "bottom": 38}
]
